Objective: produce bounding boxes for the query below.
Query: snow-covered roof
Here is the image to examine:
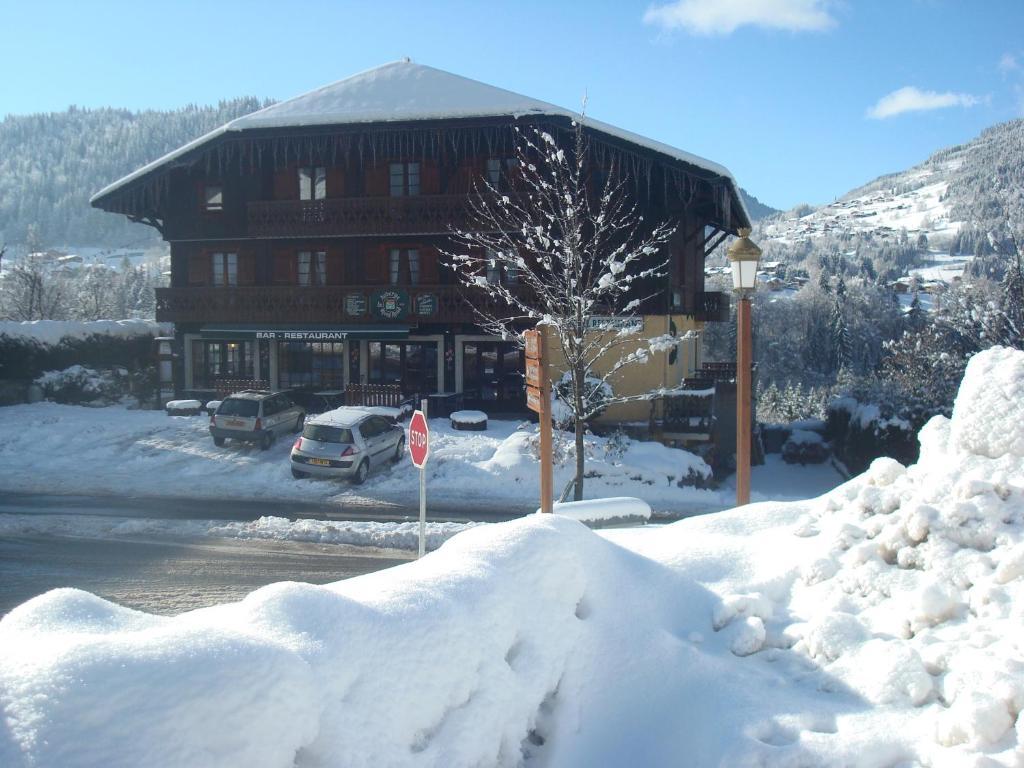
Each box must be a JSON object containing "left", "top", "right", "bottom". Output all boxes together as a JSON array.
[{"left": 91, "top": 60, "right": 749, "bottom": 223}]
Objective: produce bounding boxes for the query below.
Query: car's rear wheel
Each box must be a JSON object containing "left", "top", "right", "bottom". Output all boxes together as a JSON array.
[
  {"left": 293, "top": 415, "right": 304, "bottom": 433},
  {"left": 213, "top": 436, "right": 225, "bottom": 447},
  {"left": 291, "top": 467, "right": 308, "bottom": 479},
  {"left": 392, "top": 436, "right": 405, "bottom": 463},
  {"left": 352, "top": 459, "right": 369, "bottom": 485},
  {"left": 260, "top": 431, "right": 274, "bottom": 451}
]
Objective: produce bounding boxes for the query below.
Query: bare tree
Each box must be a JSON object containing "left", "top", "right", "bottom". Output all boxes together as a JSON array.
[{"left": 445, "top": 123, "right": 676, "bottom": 500}]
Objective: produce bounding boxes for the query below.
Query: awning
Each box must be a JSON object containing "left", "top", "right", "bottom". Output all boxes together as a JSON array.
[{"left": 199, "top": 324, "right": 410, "bottom": 341}]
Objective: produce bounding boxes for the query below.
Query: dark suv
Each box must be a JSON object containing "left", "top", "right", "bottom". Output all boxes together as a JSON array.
[{"left": 209, "top": 390, "right": 306, "bottom": 450}]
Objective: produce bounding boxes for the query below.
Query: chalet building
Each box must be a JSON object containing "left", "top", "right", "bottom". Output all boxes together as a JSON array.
[{"left": 92, "top": 61, "right": 749, "bottom": 421}]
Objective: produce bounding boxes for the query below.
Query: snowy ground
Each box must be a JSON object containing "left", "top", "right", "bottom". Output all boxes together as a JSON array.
[
  {"left": 0, "top": 403, "right": 841, "bottom": 517},
  {"left": 2, "top": 347, "right": 1023, "bottom": 766}
]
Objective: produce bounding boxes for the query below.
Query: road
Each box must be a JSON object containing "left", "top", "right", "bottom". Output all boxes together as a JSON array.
[{"left": 0, "top": 490, "right": 529, "bottom": 618}]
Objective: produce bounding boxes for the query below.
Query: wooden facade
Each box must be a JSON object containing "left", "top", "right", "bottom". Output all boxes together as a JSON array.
[{"left": 92, "top": 63, "right": 747, "bottom": 412}]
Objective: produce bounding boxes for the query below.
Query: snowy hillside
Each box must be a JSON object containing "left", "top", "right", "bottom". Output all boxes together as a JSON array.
[
  {"left": 760, "top": 139, "right": 969, "bottom": 250},
  {"left": 2, "top": 346, "right": 1024, "bottom": 767},
  {"left": 757, "top": 118, "right": 1024, "bottom": 281}
]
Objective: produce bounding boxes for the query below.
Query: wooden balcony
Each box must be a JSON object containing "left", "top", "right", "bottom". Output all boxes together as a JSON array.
[
  {"left": 246, "top": 194, "right": 488, "bottom": 238},
  {"left": 692, "top": 291, "right": 731, "bottom": 322},
  {"left": 155, "top": 284, "right": 517, "bottom": 325}
]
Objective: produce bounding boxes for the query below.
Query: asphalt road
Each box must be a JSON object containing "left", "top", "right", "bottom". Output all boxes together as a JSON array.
[
  {"left": 0, "top": 490, "right": 523, "bottom": 618},
  {"left": 0, "top": 532, "right": 410, "bottom": 616}
]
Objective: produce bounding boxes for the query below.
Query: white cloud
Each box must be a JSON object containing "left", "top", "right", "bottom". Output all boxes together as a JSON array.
[
  {"left": 999, "top": 53, "right": 1020, "bottom": 75},
  {"left": 642, "top": 0, "right": 836, "bottom": 35},
  {"left": 866, "top": 86, "right": 980, "bottom": 120}
]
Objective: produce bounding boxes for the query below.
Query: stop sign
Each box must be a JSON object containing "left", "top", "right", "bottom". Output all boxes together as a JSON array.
[{"left": 408, "top": 410, "right": 430, "bottom": 468}]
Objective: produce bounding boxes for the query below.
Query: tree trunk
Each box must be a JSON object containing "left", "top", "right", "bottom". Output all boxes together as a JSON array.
[{"left": 574, "top": 417, "right": 585, "bottom": 501}]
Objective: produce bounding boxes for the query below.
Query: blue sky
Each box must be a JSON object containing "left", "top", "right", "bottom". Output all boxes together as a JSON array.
[{"left": 2, "top": 0, "right": 1022, "bottom": 209}]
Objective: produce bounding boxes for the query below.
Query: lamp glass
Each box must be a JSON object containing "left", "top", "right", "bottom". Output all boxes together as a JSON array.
[{"left": 731, "top": 259, "right": 759, "bottom": 291}]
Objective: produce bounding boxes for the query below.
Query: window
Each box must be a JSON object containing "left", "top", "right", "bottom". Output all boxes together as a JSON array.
[
  {"left": 299, "top": 167, "right": 326, "bottom": 201},
  {"left": 204, "top": 184, "right": 223, "bottom": 212},
  {"left": 389, "top": 162, "right": 420, "bottom": 196},
  {"left": 485, "top": 248, "right": 517, "bottom": 285},
  {"left": 368, "top": 342, "right": 438, "bottom": 393},
  {"left": 211, "top": 253, "right": 237, "bottom": 287},
  {"left": 389, "top": 249, "right": 420, "bottom": 286},
  {"left": 297, "top": 251, "right": 327, "bottom": 286},
  {"left": 486, "top": 158, "right": 517, "bottom": 189},
  {"left": 191, "top": 340, "right": 254, "bottom": 387},
  {"left": 278, "top": 342, "right": 345, "bottom": 389}
]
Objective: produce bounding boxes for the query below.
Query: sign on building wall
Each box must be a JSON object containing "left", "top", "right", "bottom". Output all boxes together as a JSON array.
[
  {"left": 414, "top": 293, "right": 438, "bottom": 317},
  {"left": 371, "top": 289, "right": 409, "bottom": 320},
  {"left": 585, "top": 316, "right": 644, "bottom": 332},
  {"left": 345, "top": 293, "right": 368, "bottom": 317}
]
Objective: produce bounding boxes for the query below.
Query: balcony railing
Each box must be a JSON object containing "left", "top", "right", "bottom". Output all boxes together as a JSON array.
[
  {"left": 246, "top": 195, "right": 488, "bottom": 238},
  {"left": 692, "top": 291, "right": 731, "bottom": 322},
  {"left": 154, "top": 284, "right": 521, "bottom": 324}
]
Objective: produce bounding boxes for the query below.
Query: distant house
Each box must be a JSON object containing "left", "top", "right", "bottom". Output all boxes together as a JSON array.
[{"left": 91, "top": 61, "right": 749, "bottom": 419}]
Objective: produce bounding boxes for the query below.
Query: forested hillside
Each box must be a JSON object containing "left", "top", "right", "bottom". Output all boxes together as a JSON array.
[{"left": 0, "top": 98, "right": 270, "bottom": 247}]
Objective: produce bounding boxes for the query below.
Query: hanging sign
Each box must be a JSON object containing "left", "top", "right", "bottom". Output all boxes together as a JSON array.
[
  {"left": 526, "top": 386, "right": 542, "bottom": 413},
  {"left": 525, "top": 358, "right": 541, "bottom": 389}
]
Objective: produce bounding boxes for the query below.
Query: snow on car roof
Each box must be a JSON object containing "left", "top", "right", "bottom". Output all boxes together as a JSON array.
[
  {"left": 91, "top": 60, "right": 748, "bottom": 223},
  {"left": 307, "top": 407, "right": 384, "bottom": 429}
]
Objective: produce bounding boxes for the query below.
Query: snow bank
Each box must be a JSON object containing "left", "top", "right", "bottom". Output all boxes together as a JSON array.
[
  {"left": 0, "top": 319, "right": 167, "bottom": 346},
  {"left": 550, "top": 496, "right": 652, "bottom": 524},
  {"left": 4, "top": 350, "right": 1024, "bottom": 766}
]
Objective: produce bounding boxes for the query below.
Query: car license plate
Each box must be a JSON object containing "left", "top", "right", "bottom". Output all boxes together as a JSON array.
[
  {"left": 227, "top": 419, "right": 244, "bottom": 427},
  {"left": 309, "top": 458, "right": 331, "bottom": 466}
]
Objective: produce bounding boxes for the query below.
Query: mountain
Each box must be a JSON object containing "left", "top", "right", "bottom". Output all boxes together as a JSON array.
[
  {"left": 0, "top": 99, "right": 271, "bottom": 249},
  {"left": 739, "top": 189, "right": 780, "bottom": 221},
  {"left": 756, "top": 118, "right": 1024, "bottom": 278}
]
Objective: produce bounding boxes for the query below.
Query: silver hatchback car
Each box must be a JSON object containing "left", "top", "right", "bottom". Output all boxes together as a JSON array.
[
  {"left": 210, "top": 390, "right": 306, "bottom": 450},
  {"left": 290, "top": 407, "right": 406, "bottom": 484}
]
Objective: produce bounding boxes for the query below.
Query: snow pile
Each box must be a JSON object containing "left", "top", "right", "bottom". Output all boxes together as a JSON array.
[
  {"left": 3, "top": 350, "right": 1024, "bottom": 765},
  {"left": 550, "top": 496, "right": 651, "bottom": 524},
  {"left": 0, "top": 319, "right": 167, "bottom": 346}
]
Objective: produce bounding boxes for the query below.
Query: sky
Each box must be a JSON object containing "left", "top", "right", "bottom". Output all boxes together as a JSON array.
[{"left": 2, "top": 0, "right": 1023, "bottom": 210}]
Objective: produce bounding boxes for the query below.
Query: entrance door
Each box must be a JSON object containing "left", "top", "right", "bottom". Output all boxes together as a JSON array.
[{"left": 461, "top": 341, "right": 524, "bottom": 411}]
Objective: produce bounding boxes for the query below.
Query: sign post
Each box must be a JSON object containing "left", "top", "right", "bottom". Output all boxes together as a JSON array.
[
  {"left": 525, "top": 329, "right": 553, "bottom": 514},
  {"left": 408, "top": 402, "right": 430, "bottom": 557}
]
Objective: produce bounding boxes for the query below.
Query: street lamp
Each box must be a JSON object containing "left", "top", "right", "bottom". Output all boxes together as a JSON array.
[{"left": 727, "top": 227, "right": 762, "bottom": 506}]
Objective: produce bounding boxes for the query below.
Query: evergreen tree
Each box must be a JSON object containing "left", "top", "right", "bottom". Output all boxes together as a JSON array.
[{"left": 830, "top": 295, "right": 852, "bottom": 372}]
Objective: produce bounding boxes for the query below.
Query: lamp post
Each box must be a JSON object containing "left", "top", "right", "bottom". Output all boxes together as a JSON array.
[{"left": 727, "top": 227, "right": 762, "bottom": 506}]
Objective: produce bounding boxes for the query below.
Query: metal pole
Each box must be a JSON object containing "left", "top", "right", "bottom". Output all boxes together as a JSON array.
[
  {"left": 539, "top": 333, "right": 553, "bottom": 513},
  {"left": 418, "top": 398, "right": 427, "bottom": 558},
  {"left": 736, "top": 295, "right": 752, "bottom": 506}
]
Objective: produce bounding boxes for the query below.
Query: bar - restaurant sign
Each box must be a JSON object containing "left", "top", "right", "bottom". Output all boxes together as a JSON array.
[{"left": 255, "top": 330, "right": 351, "bottom": 340}]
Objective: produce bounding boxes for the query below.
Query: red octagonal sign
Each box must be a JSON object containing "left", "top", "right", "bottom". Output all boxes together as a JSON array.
[{"left": 408, "top": 410, "right": 430, "bottom": 468}]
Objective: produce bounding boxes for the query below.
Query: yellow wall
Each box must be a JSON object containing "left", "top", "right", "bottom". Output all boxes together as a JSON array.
[{"left": 541, "top": 315, "right": 704, "bottom": 424}]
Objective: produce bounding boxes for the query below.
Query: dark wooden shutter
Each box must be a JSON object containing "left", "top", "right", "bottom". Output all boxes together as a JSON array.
[
  {"left": 419, "top": 247, "right": 439, "bottom": 284},
  {"left": 237, "top": 253, "right": 255, "bottom": 285},
  {"left": 273, "top": 250, "right": 295, "bottom": 284},
  {"left": 273, "top": 167, "right": 296, "bottom": 200},
  {"left": 420, "top": 161, "right": 440, "bottom": 195},
  {"left": 327, "top": 167, "right": 346, "bottom": 198},
  {"left": 364, "top": 245, "right": 388, "bottom": 284},
  {"left": 364, "top": 163, "right": 388, "bottom": 196},
  {"left": 327, "top": 248, "right": 345, "bottom": 285},
  {"left": 188, "top": 254, "right": 209, "bottom": 286}
]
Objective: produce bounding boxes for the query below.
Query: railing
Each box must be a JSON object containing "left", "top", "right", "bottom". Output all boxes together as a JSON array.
[
  {"left": 247, "top": 194, "right": 490, "bottom": 237},
  {"left": 154, "top": 284, "right": 527, "bottom": 324},
  {"left": 692, "top": 291, "right": 731, "bottom": 322},
  {"left": 657, "top": 378, "right": 716, "bottom": 435},
  {"left": 344, "top": 384, "right": 412, "bottom": 410}
]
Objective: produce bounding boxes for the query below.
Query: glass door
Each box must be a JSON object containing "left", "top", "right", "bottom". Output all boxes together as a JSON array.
[{"left": 461, "top": 341, "right": 524, "bottom": 410}]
